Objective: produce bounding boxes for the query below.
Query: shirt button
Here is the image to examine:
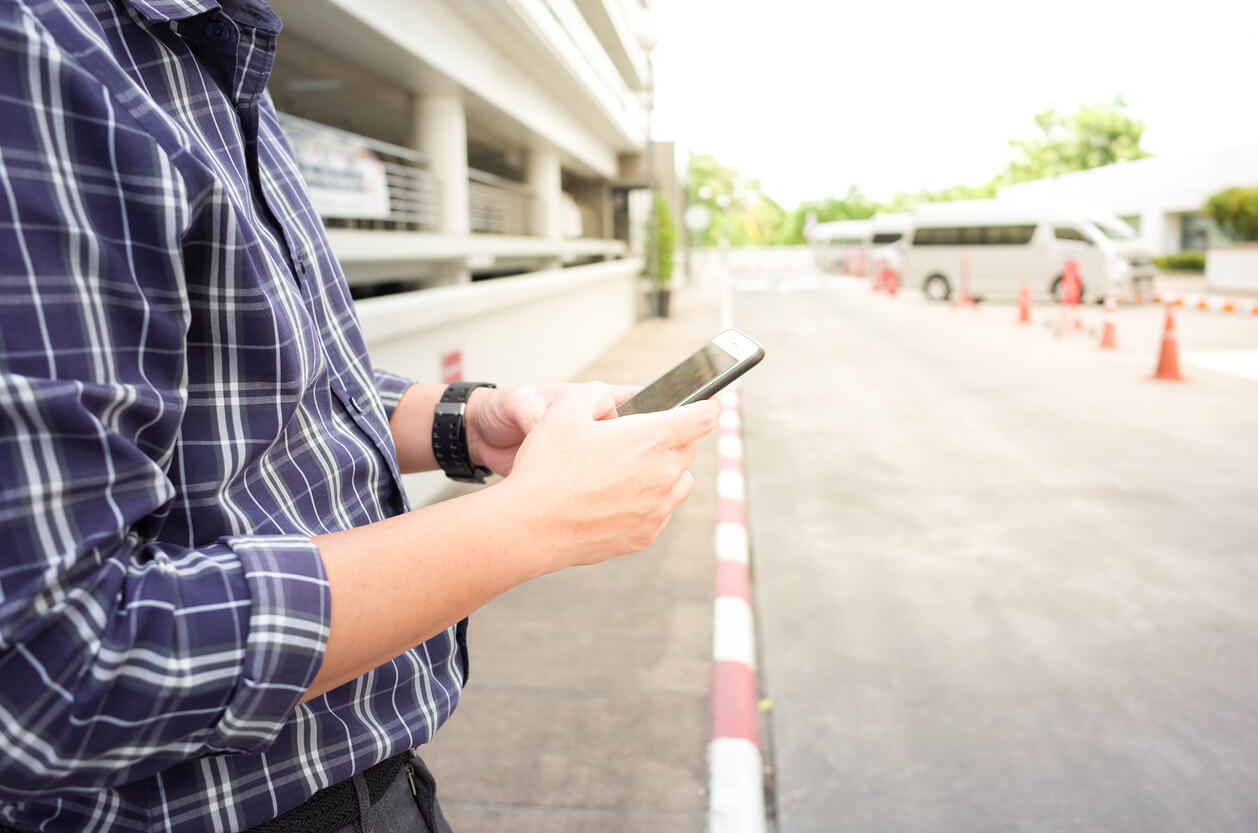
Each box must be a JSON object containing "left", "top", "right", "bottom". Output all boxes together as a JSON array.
[
  {"left": 349, "top": 395, "right": 364, "bottom": 413},
  {"left": 206, "top": 21, "right": 233, "bottom": 41}
]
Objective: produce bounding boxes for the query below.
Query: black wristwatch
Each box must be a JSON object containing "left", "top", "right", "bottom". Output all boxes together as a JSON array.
[{"left": 432, "top": 381, "right": 496, "bottom": 483}]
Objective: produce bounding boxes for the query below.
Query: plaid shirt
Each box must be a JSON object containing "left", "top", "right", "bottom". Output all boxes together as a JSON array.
[{"left": 0, "top": 2, "right": 467, "bottom": 831}]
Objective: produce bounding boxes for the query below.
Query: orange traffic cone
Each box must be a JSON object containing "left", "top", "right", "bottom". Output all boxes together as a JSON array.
[
  {"left": 1017, "top": 283, "right": 1031, "bottom": 324},
  {"left": 883, "top": 263, "right": 898, "bottom": 298},
  {"left": 955, "top": 255, "right": 975, "bottom": 308},
  {"left": 1066, "top": 261, "right": 1084, "bottom": 331},
  {"left": 1099, "top": 296, "right": 1117, "bottom": 350},
  {"left": 1151, "top": 305, "right": 1186, "bottom": 381}
]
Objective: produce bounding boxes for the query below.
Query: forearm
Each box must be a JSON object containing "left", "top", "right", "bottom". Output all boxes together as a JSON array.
[
  {"left": 387, "top": 382, "right": 445, "bottom": 473},
  {"left": 302, "top": 481, "right": 546, "bottom": 702}
]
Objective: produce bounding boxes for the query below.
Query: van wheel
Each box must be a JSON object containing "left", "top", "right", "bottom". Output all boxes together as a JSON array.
[
  {"left": 924, "top": 274, "right": 951, "bottom": 301},
  {"left": 1050, "top": 275, "right": 1086, "bottom": 304}
]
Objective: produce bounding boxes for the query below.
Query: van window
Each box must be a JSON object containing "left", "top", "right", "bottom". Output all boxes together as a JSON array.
[
  {"left": 871, "top": 232, "right": 902, "bottom": 245},
  {"left": 829, "top": 237, "right": 863, "bottom": 246},
  {"left": 912, "top": 224, "right": 1036, "bottom": 246},
  {"left": 988, "top": 225, "right": 1037, "bottom": 245},
  {"left": 1053, "top": 226, "right": 1092, "bottom": 244}
]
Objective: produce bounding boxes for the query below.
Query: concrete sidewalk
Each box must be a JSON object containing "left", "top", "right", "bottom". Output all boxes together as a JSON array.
[{"left": 421, "top": 274, "right": 726, "bottom": 833}]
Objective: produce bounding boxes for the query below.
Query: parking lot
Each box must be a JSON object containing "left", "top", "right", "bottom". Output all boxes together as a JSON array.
[{"left": 732, "top": 262, "right": 1258, "bottom": 832}]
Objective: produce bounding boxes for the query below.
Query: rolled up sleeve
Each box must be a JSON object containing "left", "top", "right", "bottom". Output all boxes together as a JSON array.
[
  {"left": 372, "top": 368, "right": 416, "bottom": 420},
  {"left": 0, "top": 377, "right": 332, "bottom": 796}
]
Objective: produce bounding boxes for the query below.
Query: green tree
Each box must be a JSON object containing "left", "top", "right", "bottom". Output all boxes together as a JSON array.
[
  {"left": 684, "top": 95, "right": 1150, "bottom": 248},
  {"left": 1204, "top": 186, "right": 1258, "bottom": 242},
  {"left": 1001, "top": 96, "right": 1149, "bottom": 184},
  {"left": 687, "top": 153, "right": 786, "bottom": 247},
  {"left": 646, "top": 192, "right": 677, "bottom": 284},
  {"left": 776, "top": 187, "right": 878, "bottom": 245}
]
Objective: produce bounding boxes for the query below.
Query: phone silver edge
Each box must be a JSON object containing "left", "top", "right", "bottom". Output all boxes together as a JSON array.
[{"left": 675, "top": 328, "right": 765, "bottom": 407}]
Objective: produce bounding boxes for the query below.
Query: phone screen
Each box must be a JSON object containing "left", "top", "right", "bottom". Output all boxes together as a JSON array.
[{"left": 617, "top": 342, "right": 741, "bottom": 416}]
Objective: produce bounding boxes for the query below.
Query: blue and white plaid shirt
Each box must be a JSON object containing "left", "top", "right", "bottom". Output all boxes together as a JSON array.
[{"left": 0, "top": 2, "right": 467, "bottom": 831}]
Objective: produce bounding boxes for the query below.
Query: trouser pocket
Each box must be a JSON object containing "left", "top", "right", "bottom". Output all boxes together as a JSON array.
[{"left": 406, "top": 751, "right": 452, "bottom": 833}]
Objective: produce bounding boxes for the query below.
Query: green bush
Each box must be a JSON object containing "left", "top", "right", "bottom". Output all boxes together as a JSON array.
[
  {"left": 1204, "top": 186, "right": 1258, "bottom": 242},
  {"left": 645, "top": 193, "right": 676, "bottom": 285},
  {"left": 1153, "top": 251, "right": 1206, "bottom": 272}
]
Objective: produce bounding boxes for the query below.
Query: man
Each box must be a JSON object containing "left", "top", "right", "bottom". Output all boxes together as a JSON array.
[{"left": 0, "top": 2, "right": 718, "bottom": 832}]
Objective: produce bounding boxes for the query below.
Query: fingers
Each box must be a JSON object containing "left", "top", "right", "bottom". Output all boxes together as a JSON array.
[
  {"left": 541, "top": 382, "right": 639, "bottom": 407},
  {"left": 551, "top": 381, "right": 618, "bottom": 421},
  {"left": 501, "top": 386, "right": 547, "bottom": 433},
  {"left": 523, "top": 382, "right": 641, "bottom": 422},
  {"left": 610, "top": 385, "right": 642, "bottom": 406},
  {"left": 624, "top": 398, "right": 721, "bottom": 447}
]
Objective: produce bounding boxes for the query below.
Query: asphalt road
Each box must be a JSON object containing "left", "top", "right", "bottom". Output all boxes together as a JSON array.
[{"left": 733, "top": 267, "right": 1258, "bottom": 833}]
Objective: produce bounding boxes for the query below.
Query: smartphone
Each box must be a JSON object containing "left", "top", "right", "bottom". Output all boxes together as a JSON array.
[{"left": 617, "top": 329, "right": 765, "bottom": 416}]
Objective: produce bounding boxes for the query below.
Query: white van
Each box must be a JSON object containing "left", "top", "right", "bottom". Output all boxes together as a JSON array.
[
  {"left": 1080, "top": 210, "right": 1156, "bottom": 298},
  {"left": 899, "top": 201, "right": 1130, "bottom": 302},
  {"left": 866, "top": 212, "right": 913, "bottom": 275},
  {"left": 808, "top": 219, "right": 871, "bottom": 274}
]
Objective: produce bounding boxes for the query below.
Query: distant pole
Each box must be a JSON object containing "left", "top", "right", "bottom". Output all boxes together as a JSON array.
[
  {"left": 643, "top": 54, "right": 656, "bottom": 285},
  {"left": 684, "top": 193, "right": 693, "bottom": 281}
]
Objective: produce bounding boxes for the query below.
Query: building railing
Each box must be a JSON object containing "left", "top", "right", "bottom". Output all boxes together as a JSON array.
[
  {"left": 276, "top": 112, "right": 441, "bottom": 232},
  {"left": 279, "top": 113, "right": 555, "bottom": 239},
  {"left": 468, "top": 169, "right": 537, "bottom": 236}
]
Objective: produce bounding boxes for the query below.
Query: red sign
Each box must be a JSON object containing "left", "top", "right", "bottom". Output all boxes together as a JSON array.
[{"left": 441, "top": 350, "right": 463, "bottom": 384}]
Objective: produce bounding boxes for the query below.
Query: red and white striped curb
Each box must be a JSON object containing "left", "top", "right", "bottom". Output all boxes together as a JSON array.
[
  {"left": 1151, "top": 292, "right": 1258, "bottom": 314},
  {"left": 708, "top": 270, "right": 766, "bottom": 833},
  {"left": 709, "top": 387, "right": 765, "bottom": 833}
]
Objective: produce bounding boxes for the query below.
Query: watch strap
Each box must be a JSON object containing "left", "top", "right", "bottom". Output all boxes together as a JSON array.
[{"left": 432, "top": 381, "right": 496, "bottom": 483}]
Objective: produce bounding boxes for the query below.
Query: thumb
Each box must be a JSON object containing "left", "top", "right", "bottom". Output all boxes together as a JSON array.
[
  {"left": 553, "top": 381, "right": 618, "bottom": 422},
  {"left": 511, "top": 386, "right": 548, "bottom": 434}
]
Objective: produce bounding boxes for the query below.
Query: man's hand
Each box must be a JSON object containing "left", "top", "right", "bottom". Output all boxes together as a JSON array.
[
  {"left": 389, "top": 382, "right": 636, "bottom": 476},
  {"left": 500, "top": 382, "right": 720, "bottom": 570},
  {"left": 465, "top": 384, "right": 638, "bottom": 476}
]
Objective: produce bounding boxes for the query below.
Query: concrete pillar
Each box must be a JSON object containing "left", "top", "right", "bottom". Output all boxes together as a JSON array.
[
  {"left": 1159, "top": 212, "right": 1183, "bottom": 255},
  {"left": 528, "top": 143, "right": 563, "bottom": 270},
  {"left": 595, "top": 184, "right": 613, "bottom": 244},
  {"left": 1140, "top": 207, "right": 1166, "bottom": 255},
  {"left": 412, "top": 92, "right": 470, "bottom": 283}
]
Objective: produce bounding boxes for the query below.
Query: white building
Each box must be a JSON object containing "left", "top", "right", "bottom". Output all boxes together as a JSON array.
[
  {"left": 265, "top": 0, "right": 672, "bottom": 505},
  {"left": 998, "top": 144, "right": 1258, "bottom": 255},
  {"left": 267, "top": 0, "right": 659, "bottom": 287}
]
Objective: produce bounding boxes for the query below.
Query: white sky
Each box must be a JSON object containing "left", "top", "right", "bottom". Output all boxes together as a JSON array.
[{"left": 650, "top": 0, "right": 1258, "bottom": 207}]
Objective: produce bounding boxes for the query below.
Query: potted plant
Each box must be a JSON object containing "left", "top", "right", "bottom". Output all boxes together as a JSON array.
[
  {"left": 1204, "top": 186, "right": 1258, "bottom": 292},
  {"left": 646, "top": 193, "right": 677, "bottom": 317}
]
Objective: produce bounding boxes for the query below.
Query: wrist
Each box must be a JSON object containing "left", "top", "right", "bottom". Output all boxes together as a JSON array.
[
  {"left": 485, "top": 476, "right": 569, "bottom": 577},
  {"left": 463, "top": 386, "right": 494, "bottom": 469}
]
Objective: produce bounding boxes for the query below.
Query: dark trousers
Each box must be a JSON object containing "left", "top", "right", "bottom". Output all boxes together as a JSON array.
[
  {"left": 245, "top": 751, "right": 453, "bottom": 833},
  {"left": 335, "top": 752, "right": 453, "bottom": 833}
]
